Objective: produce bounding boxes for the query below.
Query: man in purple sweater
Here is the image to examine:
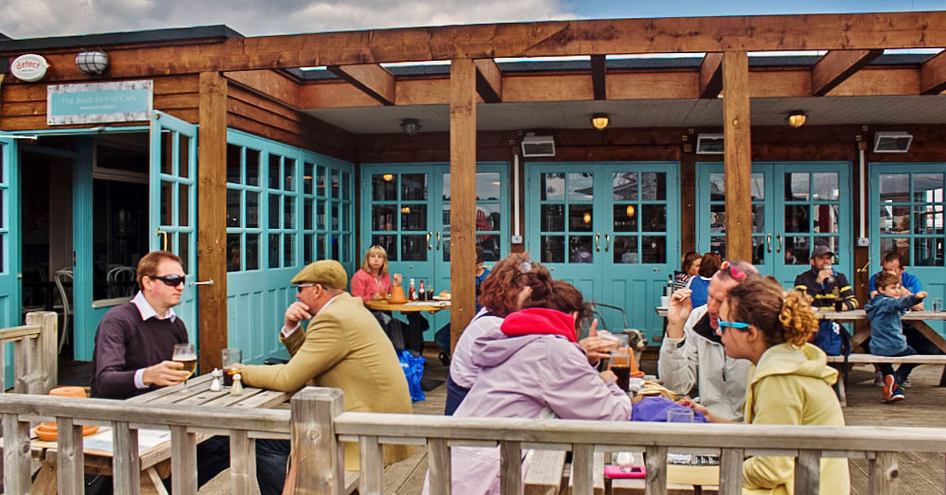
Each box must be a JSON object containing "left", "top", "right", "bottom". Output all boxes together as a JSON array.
[{"left": 91, "top": 251, "right": 192, "bottom": 399}]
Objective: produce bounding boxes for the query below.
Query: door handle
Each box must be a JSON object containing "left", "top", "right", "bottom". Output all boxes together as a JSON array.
[
  {"left": 425, "top": 232, "right": 433, "bottom": 251},
  {"left": 766, "top": 234, "right": 772, "bottom": 253},
  {"left": 192, "top": 280, "right": 215, "bottom": 286},
  {"left": 857, "top": 260, "right": 872, "bottom": 273},
  {"left": 775, "top": 233, "right": 783, "bottom": 253},
  {"left": 156, "top": 230, "right": 169, "bottom": 251},
  {"left": 594, "top": 233, "right": 601, "bottom": 252},
  {"left": 435, "top": 232, "right": 442, "bottom": 250},
  {"left": 604, "top": 233, "right": 610, "bottom": 252}
]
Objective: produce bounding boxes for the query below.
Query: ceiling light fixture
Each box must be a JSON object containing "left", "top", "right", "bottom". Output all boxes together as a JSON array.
[
  {"left": 400, "top": 118, "right": 422, "bottom": 135},
  {"left": 786, "top": 111, "right": 807, "bottom": 128},
  {"left": 382, "top": 173, "right": 394, "bottom": 182},
  {"left": 590, "top": 113, "right": 610, "bottom": 131}
]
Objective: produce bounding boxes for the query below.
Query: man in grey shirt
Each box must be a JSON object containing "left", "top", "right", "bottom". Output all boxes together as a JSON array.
[{"left": 658, "top": 260, "right": 755, "bottom": 422}]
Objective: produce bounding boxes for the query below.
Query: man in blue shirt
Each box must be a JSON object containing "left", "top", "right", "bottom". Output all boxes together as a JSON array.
[{"left": 868, "top": 251, "right": 922, "bottom": 300}]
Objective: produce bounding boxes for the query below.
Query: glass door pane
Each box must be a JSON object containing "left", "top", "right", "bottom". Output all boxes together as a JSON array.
[{"left": 697, "top": 164, "right": 772, "bottom": 272}]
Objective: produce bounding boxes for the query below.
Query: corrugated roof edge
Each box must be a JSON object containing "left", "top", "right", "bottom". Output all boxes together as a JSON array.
[
  {"left": 0, "top": 25, "right": 242, "bottom": 53},
  {"left": 289, "top": 53, "right": 932, "bottom": 82}
]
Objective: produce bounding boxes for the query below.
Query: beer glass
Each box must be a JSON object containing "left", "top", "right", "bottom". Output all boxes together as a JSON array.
[
  {"left": 172, "top": 343, "right": 197, "bottom": 391},
  {"left": 222, "top": 348, "right": 242, "bottom": 387},
  {"left": 609, "top": 348, "right": 632, "bottom": 393}
]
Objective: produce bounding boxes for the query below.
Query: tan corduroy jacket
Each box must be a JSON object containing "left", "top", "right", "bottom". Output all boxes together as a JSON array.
[{"left": 240, "top": 292, "right": 413, "bottom": 469}]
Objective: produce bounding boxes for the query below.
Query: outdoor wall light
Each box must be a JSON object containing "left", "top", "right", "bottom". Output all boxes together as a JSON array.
[
  {"left": 786, "top": 111, "right": 807, "bottom": 128},
  {"left": 626, "top": 205, "right": 636, "bottom": 217},
  {"left": 382, "top": 173, "right": 394, "bottom": 182},
  {"left": 400, "top": 118, "right": 422, "bottom": 135},
  {"left": 583, "top": 211, "right": 592, "bottom": 224},
  {"left": 591, "top": 114, "right": 611, "bottom": 131},
  {"left": 76, "top": 50, "right": 109, "bottom": 75}
]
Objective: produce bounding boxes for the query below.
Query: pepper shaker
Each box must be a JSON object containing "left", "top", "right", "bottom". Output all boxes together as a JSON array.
[
  {"left": 231, "top": 373, "right": 244, "bottom": 395},
  {"left": 209, "top": 368, "right": 223, "bottom": 392}
]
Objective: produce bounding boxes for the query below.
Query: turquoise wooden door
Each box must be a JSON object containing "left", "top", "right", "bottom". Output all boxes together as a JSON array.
[
  {"left": 526, "top": 162, "right": 679, "bottom": 341},
  {"left": 871, "top": 163, "right": 946, "bottom": 336},
  {"left": 697, "top": 162, "right": 851, "bottom": 288},
  {"left": 149, "top": 112, "right": 198, "bottom": 344},
  {"left": 1, "top": 138, "right": 20, "bottom": 386}
]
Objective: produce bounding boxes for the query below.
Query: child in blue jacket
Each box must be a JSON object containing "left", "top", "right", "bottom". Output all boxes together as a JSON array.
[{"left": 864, "top": 271, "right": 926, "bottom": 403}]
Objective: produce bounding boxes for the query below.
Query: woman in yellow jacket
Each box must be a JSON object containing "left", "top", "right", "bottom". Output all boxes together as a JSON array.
[{"left": 717, "top": 274, "right": 850, "bottom": 495}]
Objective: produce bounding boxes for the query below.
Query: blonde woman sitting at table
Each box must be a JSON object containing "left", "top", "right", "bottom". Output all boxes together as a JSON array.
[
  {"left": 710, "top": 274, "right": 849, "bottom": 495},
  {"left": 350, "top": 244, "right": 428, "bottom": 354}
]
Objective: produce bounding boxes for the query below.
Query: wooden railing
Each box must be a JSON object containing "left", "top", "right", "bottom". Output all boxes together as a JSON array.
[
  {"left": 1, "top": 311, "right": 58, "bottom": 394},
  {"left": 3, "top": 386, "right": 946, "bottom": 494}
]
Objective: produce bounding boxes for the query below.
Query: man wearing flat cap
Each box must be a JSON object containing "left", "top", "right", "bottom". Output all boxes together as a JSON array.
[
  {"left": 235, "top": 260, "right": 412, "bottom": 494},
  {"left": 794, "top": 245, "right": 858, "bottom": 355}
]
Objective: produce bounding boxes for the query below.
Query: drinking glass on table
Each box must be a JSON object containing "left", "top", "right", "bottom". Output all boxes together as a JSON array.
[
  {"left": 609, "top": 347, "right": 632, "bottom": 393},
  {"left": 172, "top": 343, "right": 197, "bottom": 391},
  {"left": 222, "top": 348, "right": 242, "bottom": 386},
  {"left": 667, "top": 408, "right": 695, "bottom": 423},
  {"left": 932, "top": 298, "right": 943, "bottom": 313}
]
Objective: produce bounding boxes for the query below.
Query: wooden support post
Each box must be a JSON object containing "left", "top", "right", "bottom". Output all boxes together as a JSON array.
[
  {"left": 722, "top": 51, "right": 753, "bottom": 262},
  {"left": 113, "top": 421, "right": 141, "bottom": 495},
  {"left": 230, "top": 430, "right": 258, "bottom": 495},
  {"left": 359, "top": 435, "right": 384, "bottom": 495},
  {"left": 27, "top": 311, "right": 58, "bottom": 393},
  {"left": 644, "top": 446, "right": 668, "bottom": 495},
  {"left": 869, "top": 451, "right": 898, "bottom": 495},
  {"left": 718, "top": 448, "right": 743, "bottom": 495},
  {"left": 290, "top": 387, "right": 345, "bottom": 495},
  {"left": 13, "top": 332, "right": 38, "bottom": 395},
  {"left": 57, "top": 417, "right": 85, "bottom": 495},
  {"left": 449, "top": 58, "right": 477, "bottom": 352},
  {"left": 171, "top": 426, "right": 198, "bottom": 495},
  {"left": 794, "top": 450, "right": 821, "bottom": 495},
  {"left": 500, "top": 441, "right": 523, "bottom": 495},
  {"left": 198, "top": 71, "right": 230, "bottom": 372},
  {"left": 427, "top": 438, "right": 451, "bottom": 495},
  {"left": 572, "top": 444, "right": 594, "bottom": 495},
  {"left": 3, "top": 413, "right": 32, "bottom": 495}
]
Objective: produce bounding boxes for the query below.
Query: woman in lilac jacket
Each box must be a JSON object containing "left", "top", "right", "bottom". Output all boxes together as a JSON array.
[{"left": 427, "top": 281, "right": 632, "bottom": 495}]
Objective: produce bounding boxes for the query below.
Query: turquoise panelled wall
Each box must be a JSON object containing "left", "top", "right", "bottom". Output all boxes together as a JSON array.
[
  {"left": 225, "top": 129, "right": 355, "bottom": 364},
  {"left": 696, "top": 162, "right": 852, "bottom": 289},
  {"left": 870, "top": 162, "right": 946, "bottom": 336},
  {"left": 1, "top": 138, "right": 20, "bottom": 386},
  {"left": 359, "top": 162, "right": 510, "bottom": 338},
  {"left": 525, "top": 162, "right": 679, "bottom": 342}
]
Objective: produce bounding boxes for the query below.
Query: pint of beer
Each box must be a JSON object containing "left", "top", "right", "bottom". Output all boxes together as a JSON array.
[{"left": 222, "top": 348, "right": 243, "bottom": 387}]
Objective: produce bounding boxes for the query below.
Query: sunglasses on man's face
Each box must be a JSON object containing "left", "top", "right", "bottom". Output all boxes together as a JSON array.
[
  {"left": 296, "top": 283, "right": 319, "bottom": 294},
  {"left": 151, "top": 275, "right": 186, "bottom": 287}
]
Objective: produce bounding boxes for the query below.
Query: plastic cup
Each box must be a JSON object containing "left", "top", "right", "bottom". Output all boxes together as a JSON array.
[
  {"left": 667, "top": 408, "right": 695, "bottom": 423},
  {"left": 932, "top": 298, "right": 943, "bottom": 312}
]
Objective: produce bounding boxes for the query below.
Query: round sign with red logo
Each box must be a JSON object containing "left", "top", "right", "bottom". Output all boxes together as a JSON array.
[{"left": 11, "top": 54, "right": 49, "bottom": 82}]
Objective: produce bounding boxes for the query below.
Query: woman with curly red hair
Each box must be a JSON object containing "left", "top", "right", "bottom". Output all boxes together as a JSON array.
[{"left": 715, "top": 274, "right": 850, "bottom": 494}]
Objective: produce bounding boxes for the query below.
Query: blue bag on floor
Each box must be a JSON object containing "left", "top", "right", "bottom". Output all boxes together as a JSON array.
[{"left": 399, "top": 350, "right": 426, "bottom": 402}]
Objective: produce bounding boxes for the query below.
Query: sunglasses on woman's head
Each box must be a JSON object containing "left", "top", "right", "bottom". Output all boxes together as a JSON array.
[{"left": 150, "top": 274, "right": 186, "bottom": 287}]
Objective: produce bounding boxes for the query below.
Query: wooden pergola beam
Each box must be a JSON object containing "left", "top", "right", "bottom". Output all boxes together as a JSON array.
[
  {"left": 591, "top": 55, "right": 607, "bottom": 100},
  {"left": 13, "top": 11, "right": 946, "bottom": 81},
  {"left": 326, "top": 64, "right": 395, "bottom": 106},
  {"left": 223, "top": 69, "right": 300, "bottom": 107},
  {"left": 920, "top": 50, "right": 946, "bottom": 95},
  {"left": 699, "top": 52, "right": 723, "bottom": 98},
  {"left": 449, "top": 59, "right": 477, "bottom": 351},
  {"left": 722, "top": 51, "right": 753, "bottom": 262},
  {"left": 812, "top": 49, "right": 883, "bottom": 96},
  {"left": 474, "top": 59, "right": 502, "bottom": 103}
]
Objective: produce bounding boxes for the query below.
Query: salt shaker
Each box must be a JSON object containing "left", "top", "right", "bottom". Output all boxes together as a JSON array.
[
  {"left": 231, "top": 373, "right": 244, "bottom": 395},
  {"left": 209, "top": 368, "right": 223, "bottom": 392}
]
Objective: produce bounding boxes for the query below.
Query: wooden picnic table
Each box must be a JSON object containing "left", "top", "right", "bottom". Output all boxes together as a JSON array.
[
  {"left": 363, "top": 299, "right": 450, "bottom": 313},
  {"left": 28, "top": 373, "right": 289, "bottom": 495}
]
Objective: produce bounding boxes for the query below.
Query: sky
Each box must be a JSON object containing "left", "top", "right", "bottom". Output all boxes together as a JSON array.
[{"left": 1, "top": 0, "right": 944, "bottom": 39}]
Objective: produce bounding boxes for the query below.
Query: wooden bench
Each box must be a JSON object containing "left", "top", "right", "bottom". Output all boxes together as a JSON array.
[{"left": 827, "top": 353, "right": 946, "bottom": 406}]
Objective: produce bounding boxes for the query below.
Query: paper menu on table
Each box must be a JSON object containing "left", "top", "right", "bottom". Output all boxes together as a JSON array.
[{"left": 82, "top": 427, "right": 171, "bottom": 457}]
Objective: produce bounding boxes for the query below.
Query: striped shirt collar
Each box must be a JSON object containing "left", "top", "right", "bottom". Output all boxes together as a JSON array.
[{"left": 131, "top": 291, "right": 177, "bottom": 322}]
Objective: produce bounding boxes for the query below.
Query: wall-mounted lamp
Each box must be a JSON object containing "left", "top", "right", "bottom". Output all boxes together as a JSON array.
[
  {"left": 382, "top": 173, "right": 394, "bottom": 182},
  {"left": 76, "top": 50, "right": 109, "bottom": 75},
  {"left": 590, "top": 114, "right": 610, "bottom": 131},
  {"left": 786, "top": 111, "right": 807, "bottom": 128},
  {"left": 583, "top": 211, "right": 592, "bottom": 224},
  {"left": 625, "top": 205, "right": 636, "bottom": 218},
  {"left": 400, "top": 118, "right": 422, "bottom": 135}
]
